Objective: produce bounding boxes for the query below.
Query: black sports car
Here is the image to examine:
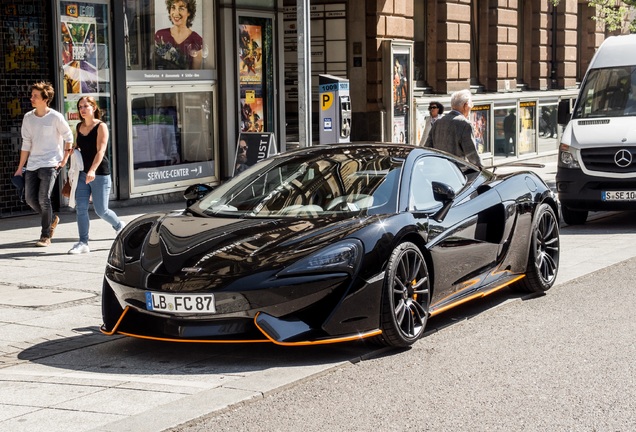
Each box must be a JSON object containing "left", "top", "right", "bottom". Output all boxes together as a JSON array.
[{"left": 101, "top": 143, "right": 560, "bottom": 348}]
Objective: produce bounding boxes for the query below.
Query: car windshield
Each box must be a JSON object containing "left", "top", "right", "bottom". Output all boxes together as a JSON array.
[
  {"left": 573, "top": 66, "right": 636, "bottom": 119},
  {"left": 193, "top": 146, "right": 406, "bottom": 218}
]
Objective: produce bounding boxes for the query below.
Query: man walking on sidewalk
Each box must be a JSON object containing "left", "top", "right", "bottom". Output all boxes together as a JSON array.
[
  {"left": 14, "top": 81, "right": 74, "bottom": 247},
  {"left": 424, "top": 89, "right": 483, "bottom": 168}
]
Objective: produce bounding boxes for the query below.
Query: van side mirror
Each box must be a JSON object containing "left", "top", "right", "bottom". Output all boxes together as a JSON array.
[{"left": 557, "top": 99, "right": 572, "bottom": 125}]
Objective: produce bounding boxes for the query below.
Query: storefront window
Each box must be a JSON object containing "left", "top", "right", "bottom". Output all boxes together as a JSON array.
[
  {"left": 128, "top": 87, "right": 216, "bottom": 193},
  {"left": 519, "top": 101, "right": 537, "bottom": 155},
  {"left": 538, "top": 102, "right": 559, "bottom": 153},
  {"left": 124, "top": 0, "right": 215, "bottom": 80},
  {"left": 494, "top": 106, "right": 516, "bottom": 157}
]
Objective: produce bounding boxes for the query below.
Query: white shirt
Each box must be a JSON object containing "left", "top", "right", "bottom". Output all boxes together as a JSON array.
[{"left": 21, "top": 109, "right": 74, "bottom": 171}]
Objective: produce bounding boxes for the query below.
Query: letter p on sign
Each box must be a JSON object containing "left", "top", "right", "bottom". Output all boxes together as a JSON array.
[{"left": 322, "top": 92, "right": 333, "bottom": 111}]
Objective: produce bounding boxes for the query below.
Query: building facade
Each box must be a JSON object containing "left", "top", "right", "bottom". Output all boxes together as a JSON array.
[{"left": 0, "top": 0, "right": 621, "bottom": 218}]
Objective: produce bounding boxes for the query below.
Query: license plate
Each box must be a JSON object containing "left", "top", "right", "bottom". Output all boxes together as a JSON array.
[
  {"left": 602, "top": 191, "right": 636, "bottom": 201},
  {"left": 145, "top": 292, "right": 215, "bottom": 314}
]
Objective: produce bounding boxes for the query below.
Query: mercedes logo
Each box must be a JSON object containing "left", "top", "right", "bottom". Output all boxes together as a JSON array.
[{"left": 614, "top": 149, "right": 633, "bottom": 168}]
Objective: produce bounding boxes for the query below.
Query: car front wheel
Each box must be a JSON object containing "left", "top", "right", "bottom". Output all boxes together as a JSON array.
[{"left": 377, "top": 242, "right": 430, "bottom": 347}]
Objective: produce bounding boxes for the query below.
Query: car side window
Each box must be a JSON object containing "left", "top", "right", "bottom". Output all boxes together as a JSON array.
[{"left": 410, "top": 156, "right": 467, "bottom": 211}]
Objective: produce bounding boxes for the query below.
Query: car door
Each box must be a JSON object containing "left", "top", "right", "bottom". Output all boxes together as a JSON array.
[{"left": 409, "top": 156, "right": 506, "bottom": 304}]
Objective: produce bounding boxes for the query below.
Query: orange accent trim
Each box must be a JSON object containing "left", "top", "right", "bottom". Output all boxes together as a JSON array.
[
  {"left": 100, "top": 306, "right": 130, "bottom": 335},
  {"left": 429, "top": 275, "right": 525, "bottom": 317},
  {"left": 253, "top": 312, "right": 382, "bottom": 346},
  {"left": 100, "top": 308, "right": 382, "bottom": 345},
  {"left": 117, "top": 331, "right": 271, "bottom": 343}
]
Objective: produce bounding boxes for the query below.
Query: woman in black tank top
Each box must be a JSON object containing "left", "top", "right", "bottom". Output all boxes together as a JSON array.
[{"left": 68, "top": 96, "right": 125, "bottom": 254}]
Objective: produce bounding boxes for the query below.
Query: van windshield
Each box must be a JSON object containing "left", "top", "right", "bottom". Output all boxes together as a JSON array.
[{"left": 573, "top": 66, "right": 636, "bottom": 119}]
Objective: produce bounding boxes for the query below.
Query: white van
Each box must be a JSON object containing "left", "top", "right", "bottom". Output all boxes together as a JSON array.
[{"left": 556, "top": 34, "right": 636, "bottom": 225}]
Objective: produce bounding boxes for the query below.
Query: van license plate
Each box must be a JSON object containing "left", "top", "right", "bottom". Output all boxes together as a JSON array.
[
  {"left": 602, "top": 191, "right": 636, "bottom": 201},
  {"left": 145, "top": 292, "right": 215, "bottom": 313}
]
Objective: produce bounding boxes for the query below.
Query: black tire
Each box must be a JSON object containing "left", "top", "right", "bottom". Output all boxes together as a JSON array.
[
  {"left": 561, "top": 205, "right": 588, "bottom": 225},
  {"left": 513, "top": 203, "right": 560, "bottom": 293},
  {"left": 377, "top": 242, "right": 430, "bottom": 347},
  {"left": 102, "top": 278, "right": 124, "bottom": 331}
]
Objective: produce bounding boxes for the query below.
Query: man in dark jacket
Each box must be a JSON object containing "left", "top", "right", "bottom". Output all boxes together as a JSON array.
[{"left": 424, "top": 89, "right": 483, "bottom": 168}]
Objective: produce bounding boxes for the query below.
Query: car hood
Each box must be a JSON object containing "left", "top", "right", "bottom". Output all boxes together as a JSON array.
[
  {"left": 569, "top": 117, "right": 636, "bottom": 147},
  {"left": 136, "top": 212, "right": 377, "bottom": 281}
]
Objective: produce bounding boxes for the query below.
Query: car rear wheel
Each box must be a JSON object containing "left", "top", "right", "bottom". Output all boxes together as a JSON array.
[
  {"left": 513, "top": 203, "right": 560, "bottom": 293},
  {"left": 561, "top": 205, "right": 588, "bottom": 225},
  {"left": 377, "top": 242, "right": 430, "bottom": 347}
]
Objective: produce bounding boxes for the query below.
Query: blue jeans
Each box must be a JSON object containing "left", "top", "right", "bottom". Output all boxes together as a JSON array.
[
  {"left": 25, "top": 167, "right": 59, "bottom": 238},
  {"left": 75, "top": 172, "right": 123, "bottom": 244}
]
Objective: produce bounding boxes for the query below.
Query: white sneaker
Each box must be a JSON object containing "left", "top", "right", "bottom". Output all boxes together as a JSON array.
[
  {"left": 68, "top": 242, "right": 90, "bottom": 254},
  {"left": 116, "top": 221, "right": 126, "bottom": 235}
]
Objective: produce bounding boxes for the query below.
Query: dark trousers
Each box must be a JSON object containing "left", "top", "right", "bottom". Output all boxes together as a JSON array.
[{"left": 25, "top": 167, "right": 59, "bottom": 238}]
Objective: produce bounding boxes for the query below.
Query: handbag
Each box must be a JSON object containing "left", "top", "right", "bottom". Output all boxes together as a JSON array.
[{"left": 62, "top": 179, "right": 72, "bottom": 198}]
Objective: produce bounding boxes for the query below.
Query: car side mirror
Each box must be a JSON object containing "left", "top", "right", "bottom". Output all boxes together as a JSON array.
[
  {"left": 431, "top": 181, "right": 455, "bottom": 222},
  {"left": 432, "top": 181, "right": 455, "bottom": 203},
  {"left": 184, "top": 184, "right": 213, "bottom": 207}
]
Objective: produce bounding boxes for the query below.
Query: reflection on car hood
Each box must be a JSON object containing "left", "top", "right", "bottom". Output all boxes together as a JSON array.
[{"left": 139, "top": 213, "right": 375, "bottom": 279}]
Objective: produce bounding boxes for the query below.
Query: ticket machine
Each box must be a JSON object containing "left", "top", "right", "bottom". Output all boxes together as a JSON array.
[{"left": 318, "top": 74, "right": 351, "bottom": 144}]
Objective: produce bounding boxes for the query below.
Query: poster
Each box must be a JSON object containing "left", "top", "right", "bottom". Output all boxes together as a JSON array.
[
  {"left": 238, "top": 16, "right": 272, "bottom": 133},
  {"left": 153, "top": 0, "right": 205, "bottom": 70},
  {"left": 60, "top": 12, "right": 98, "bottom": 95},
  {"left": 233, "top": 132, "right": 277, "bottom": 176},
  {"left": 392, "top": 116, "right": 406, "bottom": 143},
  {"left": 240, "top": 97, "right": 264, "bottom": 132},
  {"left": 390, "top": 45, "right": 411, "bottom": 144},
  {"left": 518, "top": 101, "right": 537, "bottom": 154},
  {"left": 470, "top": 104, "right": 491, "bottom": 154},
  {"left": 238, "top": 24, "right": 263, "bottom": 85}
]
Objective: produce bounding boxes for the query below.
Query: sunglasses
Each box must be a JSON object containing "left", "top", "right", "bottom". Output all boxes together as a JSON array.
[{"left": 428, "top": 106, "right": 439, "bottom": 110}]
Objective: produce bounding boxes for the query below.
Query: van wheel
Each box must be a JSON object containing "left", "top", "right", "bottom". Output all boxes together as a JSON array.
[{"left": 561, "top": 205, "right": 588, "bottom": 225}]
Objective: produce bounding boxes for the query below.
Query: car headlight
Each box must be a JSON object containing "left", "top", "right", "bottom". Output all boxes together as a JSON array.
[
  {"left": 107, "top": 237, "right": 125, "bottom": 272},
  {"left": 558, "top": 143, "right": 580, "bottom": 169},
  {"left": 277, "top": 239, "right": 364, "bottom": 276}
]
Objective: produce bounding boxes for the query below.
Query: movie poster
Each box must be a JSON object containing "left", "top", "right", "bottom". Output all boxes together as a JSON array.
[
  {"left": 238, "top": 24, "right": 263, "bottom": 85},
  {"left": 61, "top": 12, "right": 98, "bottom": 95},
  {"left": 519, "top": 101, "right": 537, "bottom": 154},
  {"left": 470, "top": 104, "right": 491, "bottom": 154},
  {"left": 391, "top": 47, "right": 410, "bottom": 144},
  {"left": 240, "top": 96, "right": 264, "bottom": 133}
]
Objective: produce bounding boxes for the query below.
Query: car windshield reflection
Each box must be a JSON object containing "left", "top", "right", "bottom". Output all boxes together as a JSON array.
[{"left": 195, "top": 148, "right": 405, "bottom": 218}]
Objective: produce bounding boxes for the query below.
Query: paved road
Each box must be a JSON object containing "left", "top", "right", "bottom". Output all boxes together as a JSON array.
[
  {"left": 171, "top": 252, "right": 636, "bottom": 432},
  {"left": 2, "top": 166, "right": 636, "bottom": 431}
]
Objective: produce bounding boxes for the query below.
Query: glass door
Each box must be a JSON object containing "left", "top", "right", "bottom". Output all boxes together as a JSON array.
[{"left": 57, "top": 1, "right": 115, "bottom": 193}]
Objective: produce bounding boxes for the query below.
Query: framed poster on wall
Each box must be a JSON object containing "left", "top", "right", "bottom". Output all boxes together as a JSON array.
[
  {"left": 237, "top": 15, "right": 274, "bottom": 134},
  {"left": 470, "top": 104, "right": 491, "bottom": 155},
  {"left": 385, "top": 41, "right": 413, "bottom": 144}
]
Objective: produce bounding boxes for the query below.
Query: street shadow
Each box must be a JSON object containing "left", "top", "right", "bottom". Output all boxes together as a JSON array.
[
  {"left": 561, "top": 211, "right": 636, "bottom": 234},
  {"left": 16, "top": 325, "right": 381, "bottom": 378},
  {"left": 17, "top": 285, "right": 539, "bottom": 376}
]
